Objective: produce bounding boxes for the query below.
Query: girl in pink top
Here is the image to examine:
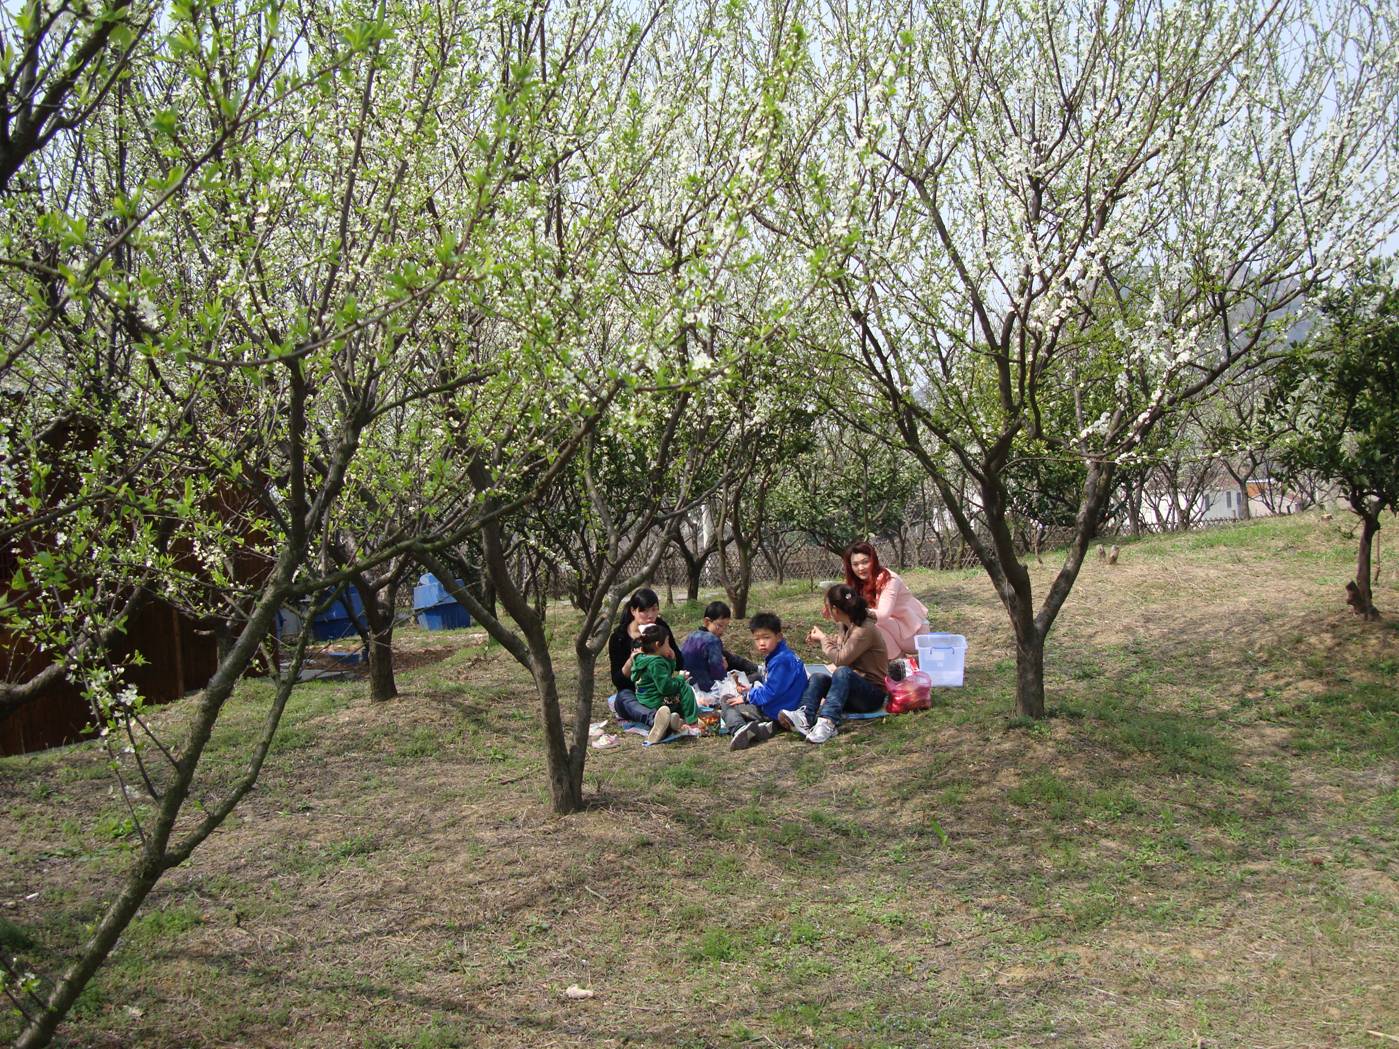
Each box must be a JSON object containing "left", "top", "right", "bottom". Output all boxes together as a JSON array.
[{"left": 843, "top": 541, "right": 929, "bottom": 659}]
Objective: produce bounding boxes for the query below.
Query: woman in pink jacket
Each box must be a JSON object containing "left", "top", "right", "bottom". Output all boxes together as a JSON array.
[{"left": 843, "top": 541, "right": 929, "bottom": 659}]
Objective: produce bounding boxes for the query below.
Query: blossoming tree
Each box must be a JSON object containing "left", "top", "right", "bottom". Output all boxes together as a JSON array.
[
  {"left": 781, "top": 0, "right": 1399, "bottom": 716},
  {"left": 1, "top": 0, "right": 617, "bottom": 1040}
]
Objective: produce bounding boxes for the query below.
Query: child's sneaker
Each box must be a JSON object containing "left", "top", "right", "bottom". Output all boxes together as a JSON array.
[
  {"left": 647, "top": 706, "right": 672, "bottom": 744},
  {"left": 729, "top": 720, "right": 772, "bottom": 751},
  {"left": 806, "top": 717, "right": 837, "bottom": 744},
  {"left": 778, "top": 708, "right": 811, "bottom": 737},
  {"left": 669, "top": 711, "right": 686, "bottom": 734}
]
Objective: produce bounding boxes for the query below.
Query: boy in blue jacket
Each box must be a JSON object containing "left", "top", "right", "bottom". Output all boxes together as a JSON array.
[{"left": 728, "top": 613, "right": 808, "bottom": 751}]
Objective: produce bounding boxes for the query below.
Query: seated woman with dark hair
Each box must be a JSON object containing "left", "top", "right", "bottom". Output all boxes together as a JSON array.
[
  {"left": 608, "top": 587, "right": 682, "bottom": 713},
  {"left": 778, "top": 583, "right": 888, "bottom": 745}
]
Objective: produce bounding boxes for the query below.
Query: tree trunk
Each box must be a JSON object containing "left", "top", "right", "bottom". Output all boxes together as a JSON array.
[
  {"left": 366, "top": 625, "right": 397, "bottom": 701},
  {"left": 565, "top": 647, "right": 598, "bottom": 806},
  {"left": 15, "top": 862, "right": 162, "bottom": 1049},
  {"left": 535, "top": 651, "right": 584, "bottom": 814},
  {"left": 1170, "top": 479, "right": 1187, "bottom": 531},
  {"left": 1126, "top": 479, "right": 1145, "bottom": 536},
  {"left": 472, "top": 572, "right": 583, "bottom": 815},
  {"left": 727, "top": 584, "right": 749, "bottom": 619},
  {"left": 498, "top": 582, "right": 586, "bottom": 815},
  {"left": 991, "top": 552, "right": 1045, "bottom": 720},
  {"left": 215, "top": 616, "right": 237, "bottom": 665},
  {"left": 1014, "top": 624, "right": 1046, "bottom": 719},
  {"left": 17, "top": 563, "right": 302, "bottom": 1049},
  {"left": 676, "top": 539, "right": 712, "bottom": 602},
  {"left": 758, "top": 540, "right": 787, "bottom": 587},
  {"left": 430, "top": 514, "right": 589, "bottom": 817},
  {"left": 724, "top": 541, "right": 753, "bottom": 619},
  {"left": 355, "top": 579, "right": 398, "bottom": 702},
  {"left": 972, "top": 468, "right": 1046, "bottom": 719},
  {"left": 967, "top": 458, "right": 1111, "bottom": 723},
  {"left": 478, "top": 576, "right": 497, "bottom": 619},
  {"left": 1353, "top": 512, "right": 1381, "bottom": 620},
  {"left": 1236, "top": 478, "right": 1252, "bottom": 520}
]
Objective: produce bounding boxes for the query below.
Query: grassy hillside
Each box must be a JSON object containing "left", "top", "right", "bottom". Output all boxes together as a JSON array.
[{"left": 2, "top": 511, "right": 1397, "bottom": 1048}]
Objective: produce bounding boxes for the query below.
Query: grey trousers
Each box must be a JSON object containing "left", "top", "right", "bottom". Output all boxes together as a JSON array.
[{"left": 720, "top": 701, "right": 764, "bottom": 733}]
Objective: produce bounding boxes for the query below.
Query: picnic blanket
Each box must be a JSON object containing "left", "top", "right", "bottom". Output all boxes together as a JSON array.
[
  {"left": 619, "top": 720, "right": 690, "bottom": 746},
  {"left": 624, "top": 706, "right": 884, "bottom": 743},
  {"left": 606, "top": 685, "right": 886, "bottom": 747}
]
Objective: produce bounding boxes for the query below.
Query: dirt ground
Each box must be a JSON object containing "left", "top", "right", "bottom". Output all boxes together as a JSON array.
[{"left": 2, "top": 512, "right": 1396, "bottom": 1048}]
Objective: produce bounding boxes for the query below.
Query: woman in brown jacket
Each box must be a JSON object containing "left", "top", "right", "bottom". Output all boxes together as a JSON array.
[{"left": 778, "top": 584, "right": 888, "bottom": 744}]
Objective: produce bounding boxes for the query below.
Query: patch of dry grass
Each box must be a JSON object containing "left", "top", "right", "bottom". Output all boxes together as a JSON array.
[{"left": 2, "top": 511, "right": 1397, "bottom": 1048}]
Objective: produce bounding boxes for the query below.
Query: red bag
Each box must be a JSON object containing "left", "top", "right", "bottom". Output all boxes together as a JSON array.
[{"left": 885, "top": 668, "right": 932, "bottom": 714}]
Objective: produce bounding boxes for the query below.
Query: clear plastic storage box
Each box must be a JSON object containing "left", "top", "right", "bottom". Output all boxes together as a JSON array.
[{"left": 915, "top": 633, "right": 967, "bottom": 687}]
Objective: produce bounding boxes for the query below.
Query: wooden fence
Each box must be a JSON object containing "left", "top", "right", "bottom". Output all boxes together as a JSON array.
[{"left": 0, "top": 598, "right": 220, "bottom": 756}]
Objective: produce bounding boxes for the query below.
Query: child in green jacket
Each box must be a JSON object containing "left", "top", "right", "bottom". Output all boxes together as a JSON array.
[{"left": 632, "top": 624, "right": 701, "bottom": 744}]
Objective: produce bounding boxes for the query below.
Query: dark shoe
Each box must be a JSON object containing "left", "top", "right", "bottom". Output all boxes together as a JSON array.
[{"left": 729, "top": 720, "right": 762, "bottom": 751}]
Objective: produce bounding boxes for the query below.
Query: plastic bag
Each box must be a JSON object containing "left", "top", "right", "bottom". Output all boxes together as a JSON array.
[{"left": 885, "top": 667, "right": 932, "bottom": 713}]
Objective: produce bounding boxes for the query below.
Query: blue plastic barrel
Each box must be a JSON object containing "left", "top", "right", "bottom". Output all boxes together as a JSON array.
[
  {"left": 311, "top": 587, "right": 367, "bottom": 641},
  {"left": 412, "top": 573, "right": 472, "bottom": 631}
]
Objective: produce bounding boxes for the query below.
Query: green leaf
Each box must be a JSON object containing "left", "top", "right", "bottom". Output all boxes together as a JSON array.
[{"left": 153, "top": 109, "right": 179, "bottom": 138}]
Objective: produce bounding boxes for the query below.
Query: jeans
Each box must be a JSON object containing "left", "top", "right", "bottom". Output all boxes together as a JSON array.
[
  {"left": 615, "top": 687, "right": 697, "bottom": 726},
  {"left": 800, "top": 667, "right": 886, "bottom": 724},
  {"left": 613, "top": 689, "right": 658, "bottom": 726}
]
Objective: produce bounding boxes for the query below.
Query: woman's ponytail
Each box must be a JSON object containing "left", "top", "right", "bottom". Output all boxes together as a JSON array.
[{"left": 824, "top": 583, "right": 870, "bottom": 626}]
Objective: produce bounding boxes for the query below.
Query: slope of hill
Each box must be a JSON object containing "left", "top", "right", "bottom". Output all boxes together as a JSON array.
[{"left": 2, "top": 512, "right": 1396, "bottom": 1048}]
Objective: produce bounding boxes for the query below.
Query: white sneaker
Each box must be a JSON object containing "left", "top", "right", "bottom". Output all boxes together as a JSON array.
[
  {"left": 669, "top": 711, "right": 686, "bottom": 734},
  {"left": 807, "top": 717, "right": 837, "bottom": 744},
  {"left": 778, "top": 708, "right": 811, "bottom": 737},
  {"left": 647, "top": 706, "right": 672, "bottom": 744}
]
